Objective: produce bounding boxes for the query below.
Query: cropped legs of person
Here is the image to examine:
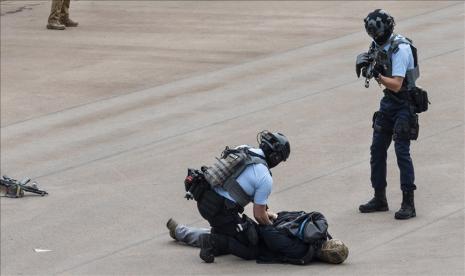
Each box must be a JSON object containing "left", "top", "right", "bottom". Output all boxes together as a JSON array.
[{"left": 47, "top": 0, "right": 78, "bottom": 30}]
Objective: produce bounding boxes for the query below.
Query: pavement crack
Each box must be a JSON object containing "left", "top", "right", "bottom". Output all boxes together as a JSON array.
[{"left": 0, "top": 3, "right": 40, "bottom": 16}]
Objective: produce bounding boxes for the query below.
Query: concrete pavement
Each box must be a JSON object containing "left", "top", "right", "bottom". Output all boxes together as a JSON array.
[{"left": 1, "top": 1, "right": 464, "bottom": 275}]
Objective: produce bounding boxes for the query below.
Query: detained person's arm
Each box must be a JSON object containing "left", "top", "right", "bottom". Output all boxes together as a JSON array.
[{"left": 267, "top": 211, "right": 278, "bottom": 221}]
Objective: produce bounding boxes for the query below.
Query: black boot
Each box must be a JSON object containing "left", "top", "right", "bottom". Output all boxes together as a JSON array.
[
  {"left": 359, "top": 188, "right": 389, "bottom": 213},
  {"left": 199, "top": 234, "right": 228, "bottom": 263},
  {"left": 199, "top": 234, "right": 215, "bottom": 263},
  {"left": 395, "top": 191, "right": 416, "bottom": 220}
]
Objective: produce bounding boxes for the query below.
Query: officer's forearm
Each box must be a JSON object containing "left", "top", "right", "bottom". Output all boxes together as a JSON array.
[
  {"left": 253, "top": 204, "right": 272, "bottom": 225},
  {"left": 255, "top": 214, "right": 273, "bottom": 225},
  {"left": 378, "top": 75, "right": 403, "bottom": 92}
]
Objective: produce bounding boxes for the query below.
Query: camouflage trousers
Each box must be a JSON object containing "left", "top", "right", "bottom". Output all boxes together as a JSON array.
[{"left": 48, "top": 0, "right": 70, "bottom": 23}]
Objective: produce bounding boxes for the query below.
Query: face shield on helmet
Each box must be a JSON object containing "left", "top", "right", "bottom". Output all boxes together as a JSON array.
[
  {"left": 318, "top": 239, "right": 349, "bottom": 264},
  {"left": 364, "top": 9, "right": 395, "bottom": 45},
  {"left": 257, "top": 131, "right": 291, "bottom": 169}
]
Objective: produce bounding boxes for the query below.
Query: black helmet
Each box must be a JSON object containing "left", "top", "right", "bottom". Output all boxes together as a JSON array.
[
  {"left": 257, "top": 131, "right": 290, "bottom": 169},
  {"left": 364, "top": 9, "right": 395, "bottom": 45}
]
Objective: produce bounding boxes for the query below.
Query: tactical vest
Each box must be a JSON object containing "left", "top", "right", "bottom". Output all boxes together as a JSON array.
[
  {"left": 203, "top": 147, "right": 268, "bottom": 207},
  {"left": 373, "top": 34, "right": 420, "bottom": 90}
]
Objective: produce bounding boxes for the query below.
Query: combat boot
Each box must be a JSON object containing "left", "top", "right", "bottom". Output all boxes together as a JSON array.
[
  {"left": 359, "top": 188, "right": 389, "bottom": 213},
  {"left": 61, "top": 17, "right": 78, "bottom": 27},
  {"left": 199, "top": 233, "right": 228, "bottom": 263},
  {"left": 166, "top": 218, "right": 178, "bottom": 240},
  {"left": 46, "top": 21, "right": 65, "bottom": 30},
  {"left": 199, "top": 234, "right": 215, "bottom": 263},
  {"left": 395, "top": 191, "right": 416, "bottom": 220}
]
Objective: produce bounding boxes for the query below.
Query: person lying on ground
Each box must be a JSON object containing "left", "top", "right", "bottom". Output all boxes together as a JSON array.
[{"left": 166, "top": 210, "right": 349, "bottom": 265}]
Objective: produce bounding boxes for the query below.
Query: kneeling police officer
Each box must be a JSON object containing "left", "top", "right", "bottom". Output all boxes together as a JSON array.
[
  {"left": 183, "top": 130, "right": 290, "bottom": 262},
  {"left": 356, "top": 9, "right": 429, "bottom": 220}
]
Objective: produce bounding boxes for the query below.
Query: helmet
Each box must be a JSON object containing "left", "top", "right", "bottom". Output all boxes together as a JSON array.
[
  {"left": 318, "top": 239, "right": 349, "bottom": 264},
  {"left": 364, "top": 9, "right": 395, "bottom": 45},
  {"left": 257, "top": 131, "right": 290, "bottom": 169}
]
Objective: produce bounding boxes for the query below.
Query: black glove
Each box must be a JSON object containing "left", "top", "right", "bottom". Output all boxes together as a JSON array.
[
  {"left": 355, "top": 52, "right": 370, "bottom": 78},
  {"left": 361, "top": 67, "right": 368, "bottom": 78},
  {"left": 361, "top": 64, "right": 382, "bottom": 79},
  {"left": 372, "top": 67, "right": 380, "bottom": 79}
]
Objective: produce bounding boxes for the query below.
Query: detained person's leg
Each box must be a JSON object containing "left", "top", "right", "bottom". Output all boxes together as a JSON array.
[{"left": 166, "top": 218, "right": 210, "bottom": 247}]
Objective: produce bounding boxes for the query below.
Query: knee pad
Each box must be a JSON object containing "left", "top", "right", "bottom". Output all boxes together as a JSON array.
[{"left": 393, "top": 119, "right": 410, "bottom": 141}]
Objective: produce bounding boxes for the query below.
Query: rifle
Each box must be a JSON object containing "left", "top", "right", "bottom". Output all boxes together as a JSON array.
[
  {"left": 363, "top": 45, "right": 388, "bottom": 88},
  {"left": 0, "top": 175, "right": 48, "bottom": 198}
]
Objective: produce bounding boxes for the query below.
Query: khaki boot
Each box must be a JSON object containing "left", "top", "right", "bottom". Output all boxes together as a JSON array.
[
  {"left": 61, "top": 17, "right": 78, "bottom": 27},
  {"left": 166, "top": 218, "right": 178, "bottom": 240},
  {"left": 46, "top": 21, "right": 65, "bottom": 30}
]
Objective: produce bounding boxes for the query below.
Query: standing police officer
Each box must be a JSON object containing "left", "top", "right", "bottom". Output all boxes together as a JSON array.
[
  {"left": 356, "top": 9, "right": 422, "bottom": 220},
  {"left": 183, "top": 131, "right": 290, "bottom": 262}
]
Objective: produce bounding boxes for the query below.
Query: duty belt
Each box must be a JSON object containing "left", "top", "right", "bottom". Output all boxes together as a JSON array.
[{"left": 383, "top": 89, "right": 409, "bottom": 104}]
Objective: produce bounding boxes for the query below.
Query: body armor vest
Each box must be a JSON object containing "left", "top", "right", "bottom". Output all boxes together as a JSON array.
[
  {"left": 203, "top": 147, "right": 268, "bottom": 207},
  {"left": 372, "top": 34, "right": 420, "bottom": 90}
]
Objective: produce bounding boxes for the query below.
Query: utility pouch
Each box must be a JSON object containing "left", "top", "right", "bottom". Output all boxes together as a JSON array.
[
  {"left": 410, "top": 87, "right": 430, "bottom": 113},
  {"left": 410, "top": 114, "right": 419, "bottom": 140},
  {"left": 184, "top": 168, "right": 209, "bottom": 201},
  {"left": 372, "top": 111, "right": 379, "bottom": 128},
  {"left": 372, "top": 111, "right": 384, "bottom": 133},
  {"left": 204, "top": 147, "right": 246, "bottom": 188}
]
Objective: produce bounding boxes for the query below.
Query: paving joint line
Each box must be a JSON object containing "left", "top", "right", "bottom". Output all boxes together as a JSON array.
[
  {"left": 54, "top": 122, "right": 463, "bottom": 274},
  {"left": 2, "top": 2, "right": 461, "bottom": 129},
  {"left": 273, "top": 123, "right": 463, "bottom": 195},
  {"left": 32, "top": 47, "right": 464, "bottom": 180}
]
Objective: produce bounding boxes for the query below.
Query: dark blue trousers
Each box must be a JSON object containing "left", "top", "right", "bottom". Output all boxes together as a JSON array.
[
  {"left": 258, "top": 225, "right": 309, "bottom": 260},
  {"left": 370, "top": 96, "right": 416, "bottom": 191},
  {"left": 215, "top": 226, "right": 309, "bottom": 261}
]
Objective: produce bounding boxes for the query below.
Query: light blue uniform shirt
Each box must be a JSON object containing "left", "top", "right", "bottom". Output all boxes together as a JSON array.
[
  {"left": 379, "top": 34, "right": 415, "bottom": 78},
  {"left": 214, "top": 147, "right": 272, "bottom": 205}
]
